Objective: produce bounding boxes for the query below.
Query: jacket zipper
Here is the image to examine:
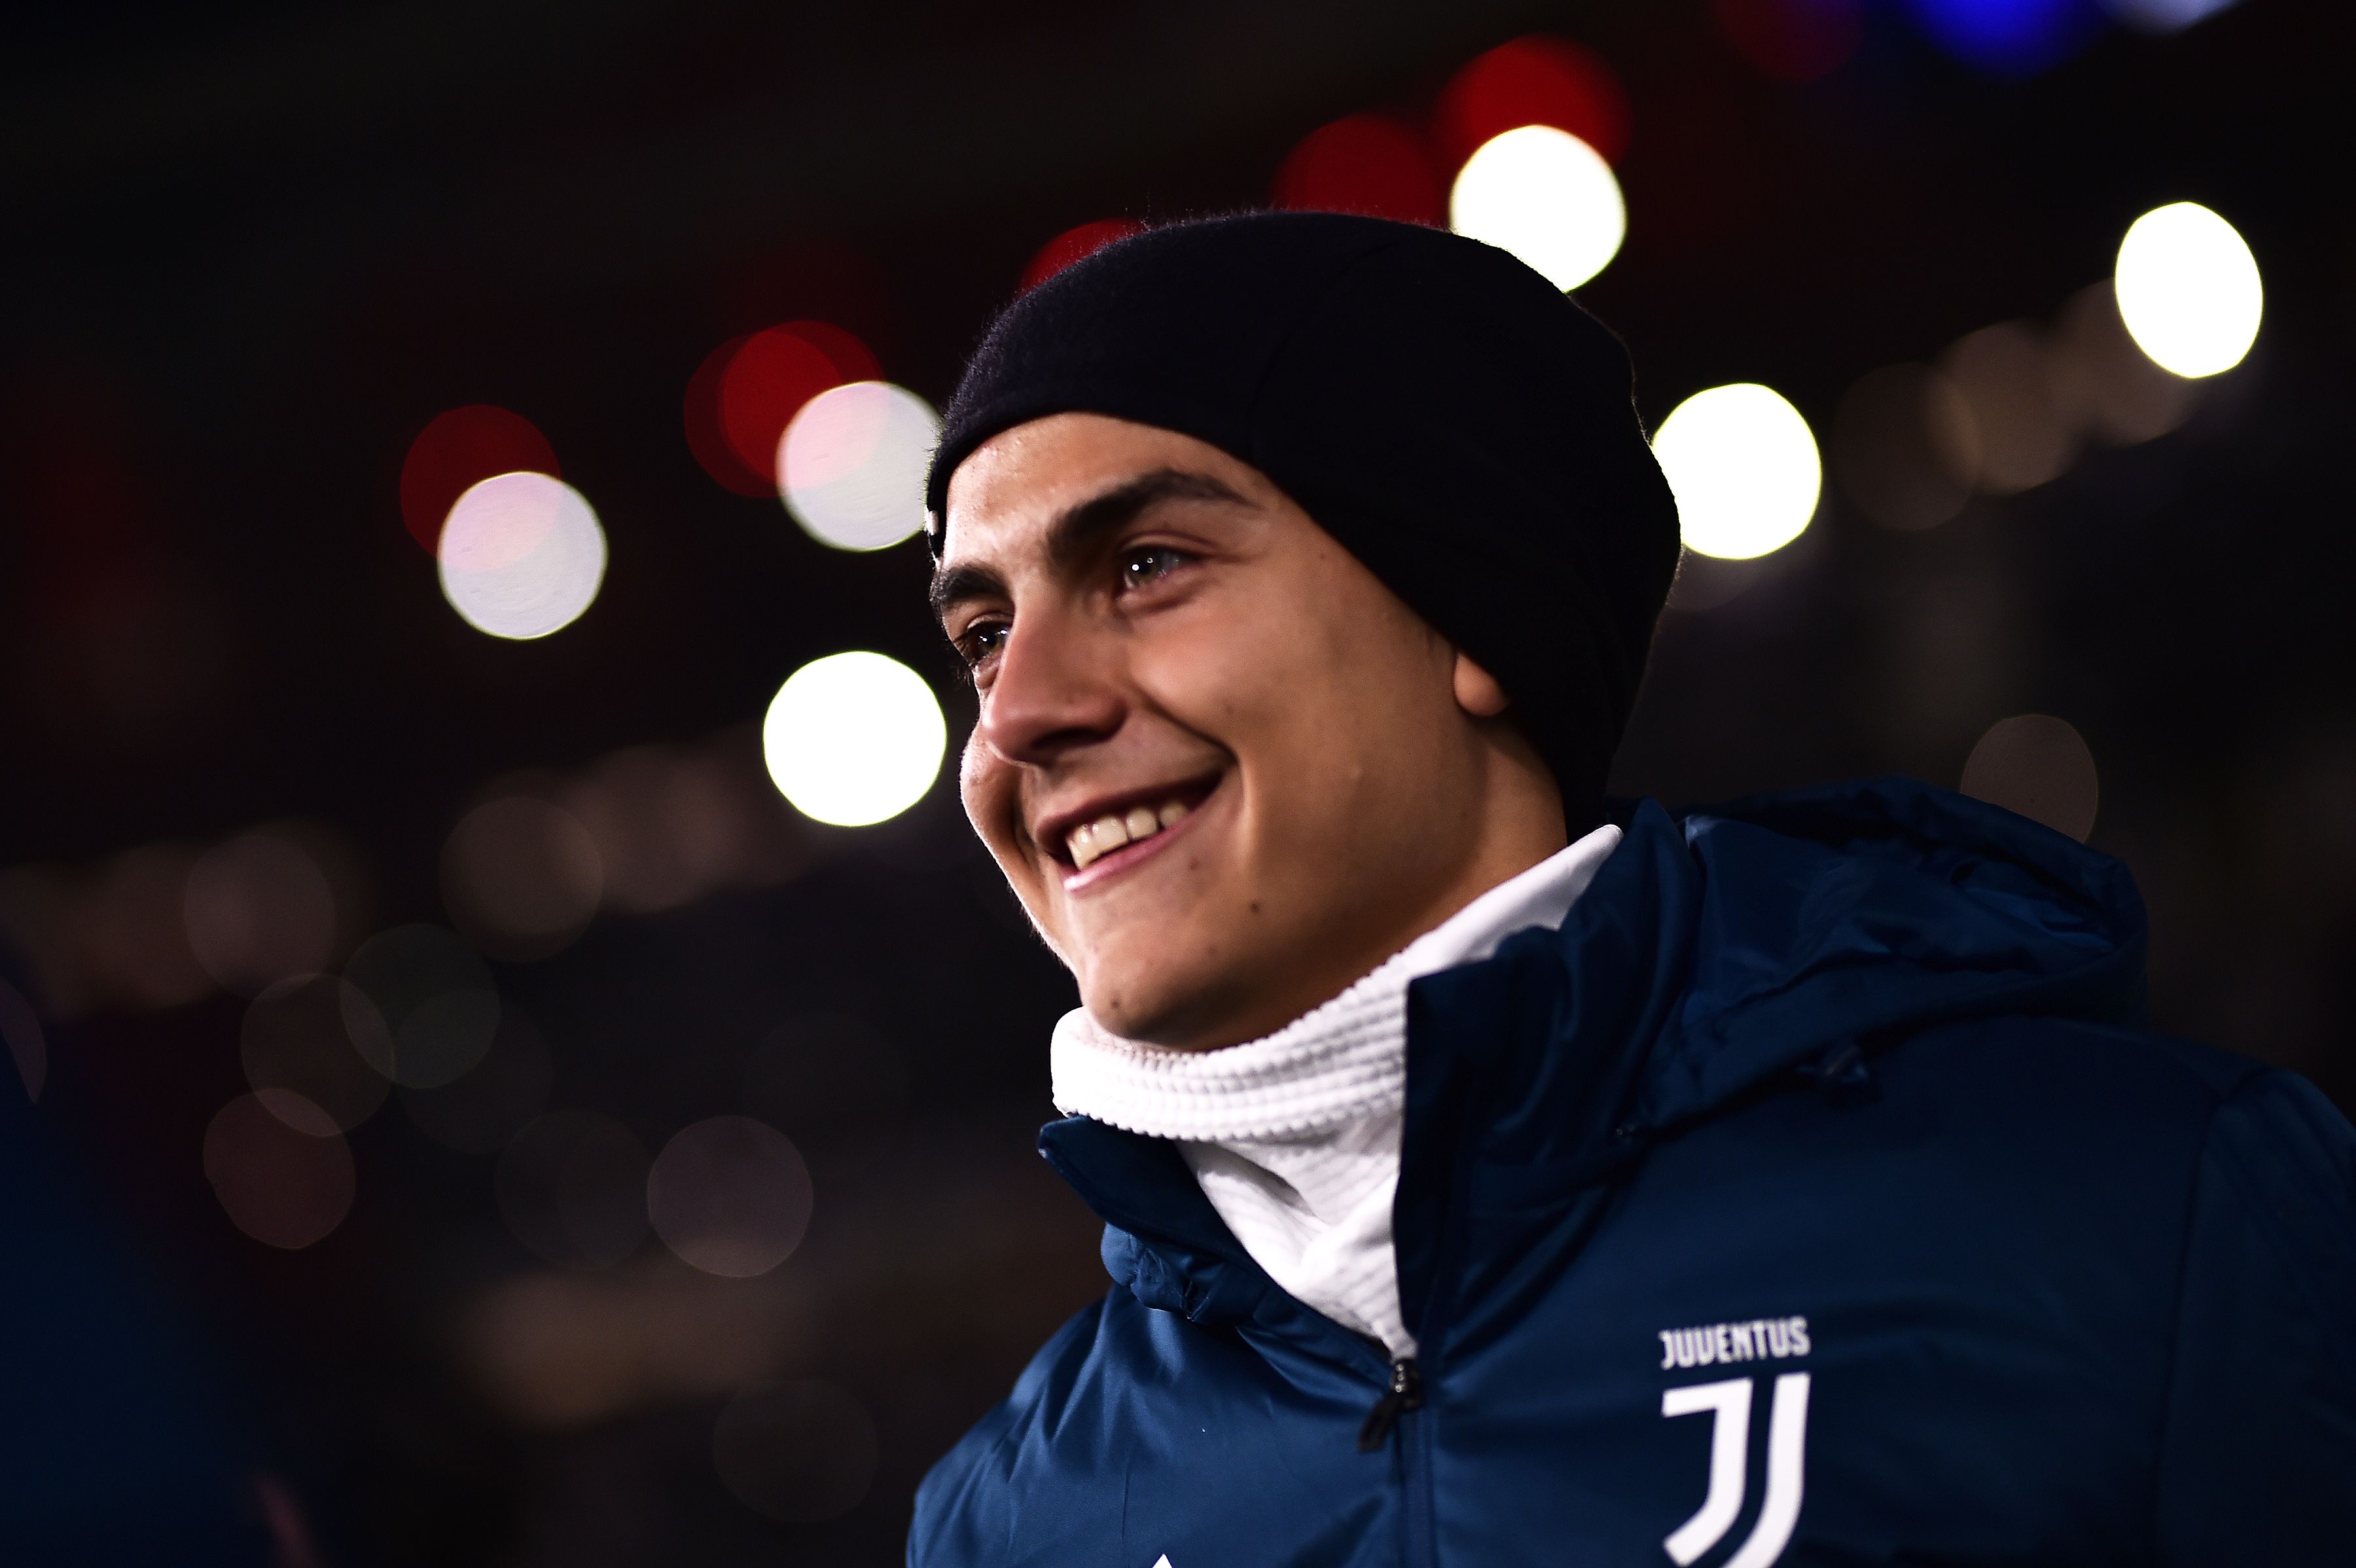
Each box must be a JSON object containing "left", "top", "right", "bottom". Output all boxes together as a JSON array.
[
  {"left": 1355, "top": 1357, "right": 1423, "bottom": 1452},
  {"left": 1356, "top": 1355, "right": 1438, "bottom": 1568}
]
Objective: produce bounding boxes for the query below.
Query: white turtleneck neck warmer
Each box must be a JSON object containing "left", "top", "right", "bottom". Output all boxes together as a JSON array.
[{"left": 1050, "top": 822, "right": 1622, "bottom": 1359}]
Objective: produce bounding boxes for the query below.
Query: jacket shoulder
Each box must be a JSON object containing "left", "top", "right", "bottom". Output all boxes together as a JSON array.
[
  {"left": 2158, "top": 1057, "right": 2356, "bottom": 1560},
  {"left": 1890, "top": 1014, "right": 2356, "bottom": 1357},
  {"left": 1895, "top": 1011, "right": 2277, "bottom": 1117},
  {"left": 909, "top": 1291, "right": 1116, "bottom": 1568},
  {"left": 910, "top": 1267, "right": 1300, "bottom": 1568}
]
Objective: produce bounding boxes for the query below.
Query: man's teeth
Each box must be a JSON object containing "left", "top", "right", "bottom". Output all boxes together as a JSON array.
[{"left": 1067, "top": 798, "right": 1194, "bottom": 870}]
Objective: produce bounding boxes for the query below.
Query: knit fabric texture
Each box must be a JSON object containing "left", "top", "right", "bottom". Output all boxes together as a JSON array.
[
  {"left": 923, "top": 211, "right": 1681, "bottom": 819},
  {"left": 1050, "top": 824, "right": 1624, "bottom": 1355}
]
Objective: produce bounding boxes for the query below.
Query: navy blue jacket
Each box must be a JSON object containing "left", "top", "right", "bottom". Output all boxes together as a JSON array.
[{"left": 912, "top": 780, "right": 2356, "bottom": 1567}]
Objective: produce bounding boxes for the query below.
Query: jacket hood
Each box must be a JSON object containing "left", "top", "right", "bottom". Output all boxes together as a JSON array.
[{"left": 1630, "top": 774, "right": 2147, "bottom": 1128}]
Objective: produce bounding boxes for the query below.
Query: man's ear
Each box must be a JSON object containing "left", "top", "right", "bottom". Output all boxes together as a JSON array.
[{"left": 1452, "top": 652, "right": 1511, "bottom": 718}]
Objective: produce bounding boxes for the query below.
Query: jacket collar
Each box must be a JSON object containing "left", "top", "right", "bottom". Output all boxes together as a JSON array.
[{"left": 1039, "top": 803, "right": 1688, "bottom": 1352}]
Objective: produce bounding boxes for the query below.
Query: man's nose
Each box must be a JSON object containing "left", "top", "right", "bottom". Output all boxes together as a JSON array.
[{"left": 971, "top": 609, "right": 1126, "bottom": 767}]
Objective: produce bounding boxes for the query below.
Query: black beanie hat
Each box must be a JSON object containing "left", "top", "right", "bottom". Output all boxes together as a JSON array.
[{"left": 924, "top": 211, "right": 1679, "bottom": 823}]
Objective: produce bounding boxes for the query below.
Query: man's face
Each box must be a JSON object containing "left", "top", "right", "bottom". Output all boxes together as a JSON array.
[{"left": 936, "top": 413, "right": 1531, "bottom": 1051}]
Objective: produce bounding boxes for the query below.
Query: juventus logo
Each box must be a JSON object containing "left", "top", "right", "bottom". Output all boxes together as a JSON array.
[{"left": 1660, "top": 1373, "right": 1811, "bottom": 1568}]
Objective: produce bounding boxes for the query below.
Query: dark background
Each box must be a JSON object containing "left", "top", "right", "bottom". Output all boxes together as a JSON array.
[{"left": 2, "top": 1, "right": 2350, "bottom": 1563}]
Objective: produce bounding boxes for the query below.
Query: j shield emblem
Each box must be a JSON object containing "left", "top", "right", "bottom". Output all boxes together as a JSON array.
[{"left": 1660, "top": 1372, "right": 1811, "bottom": 1567}]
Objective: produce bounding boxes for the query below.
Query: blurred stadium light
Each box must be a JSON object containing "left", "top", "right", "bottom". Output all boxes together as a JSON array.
[
  {"left": 2115, "top": 202, "right": 2262, "bottom": 378},
  {"left": 1449, "top": 126, "right": 1626, "bottom": 291},
  {"left": 400, "top": 406, "right": 559, "bottom": 555},
  {"left": 779, "top": 382, "right": 940, "bottom": 552},
  {"left": 1653, "top": 383, "right": 1823, "bottom": 561},
  {"left": 437, "top": 472, "right": 607, "bottom": 640},
  {"left": 761, "top": 652, "right": 948, "bottom": 829},
  {"left": 1020, "top": 220, "right": 1146, "bottom": 291},
  {"left": 1272, "top": 113, "right": 1446, "bottom": 225}
]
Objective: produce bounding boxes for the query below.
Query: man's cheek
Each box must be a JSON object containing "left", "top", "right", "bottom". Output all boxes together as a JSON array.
[
  {"left": 957, "top": 744, "right": 982, "bottom": 818},
  {"left": 959, "top": 743, "right": 1012, "bottom": 844},
  {"left": 1135, "top": 622, "right": 1277, "bottom": 720}
]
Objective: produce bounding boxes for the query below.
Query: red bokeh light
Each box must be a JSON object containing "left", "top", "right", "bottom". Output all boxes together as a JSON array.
[
  {"left": 1434, "top": 35, "right": 1632, "bottom": 171},
  {"left": 1713, "top": 0, "right": 1865, "bottom": 82},
  {"left": 398, "top": 406, "right": 558, "bottom": 554},
  {"left": 685, "top": 323, "right": 880, "bottom": 497},
  {"left": 1272, "top": 114, "right": 1446, "bottom": 227},
  {"left": 684, "top": 336, "right": 758, "bottom": 495},
  {"left": 1020, "top": 219, "right": 1146, "bottom": 293}
]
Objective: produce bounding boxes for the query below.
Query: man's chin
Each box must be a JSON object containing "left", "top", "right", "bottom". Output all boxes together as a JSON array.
[{"left": 1078, "top": 961, "right": 1262, "bottom": 1054}]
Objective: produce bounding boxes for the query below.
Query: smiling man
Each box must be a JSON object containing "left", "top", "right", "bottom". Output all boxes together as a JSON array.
[{"left": 911, "top": 213, "right": 2356, "bottom": 1567}]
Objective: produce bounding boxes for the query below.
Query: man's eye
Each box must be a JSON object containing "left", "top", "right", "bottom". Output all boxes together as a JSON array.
[
  {"left": 956, "top": 622, "right": 1009, "bottom": 668},
  {"left": 1118, "top": 546, "right": 1185, "bottom": 591}
]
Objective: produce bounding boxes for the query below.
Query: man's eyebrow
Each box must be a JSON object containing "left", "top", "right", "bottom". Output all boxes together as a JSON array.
[
  {"left": 928, "top": 560, "right": 1005, "bottom": 623},
  {"left": 1042, "top": 468, "right": 1249, "bottom": 570},
  {"left": 927, "top": 467, "right": 1250, "bottom": 622}
]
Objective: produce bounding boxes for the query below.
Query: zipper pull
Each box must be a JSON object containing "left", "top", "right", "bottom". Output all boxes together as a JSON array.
[{"left": 1355, "top": 1357, "right": 1423, "bottom": 1452}]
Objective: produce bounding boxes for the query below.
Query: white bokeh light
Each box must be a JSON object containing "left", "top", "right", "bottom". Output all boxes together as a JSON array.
[
  {"left": 438, "top": 472, "right": 607, "bottom": 639},
  {"left": 761, "top": 652, "right": 946, "bottom": 828},
  {"left": 777, "top": 382, "right": 940, "bottom": 552},
  {"left": 1652, "top": 383, "right": 1822, "bottom": 561},
  {"left": 2114, "top": 202, "right": 2261, "bottom": 379},
  {"left": 1449, "top": 125, "right": 1626, "bottom": 292}
]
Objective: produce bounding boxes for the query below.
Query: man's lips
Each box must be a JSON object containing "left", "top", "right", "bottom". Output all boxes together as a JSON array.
[
  {"left": 1047, "top": 775, "right": 1222, "bottom": 891},
  {"left": 1033, "top": 774, "right": 1220, "bottom": 867}
]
